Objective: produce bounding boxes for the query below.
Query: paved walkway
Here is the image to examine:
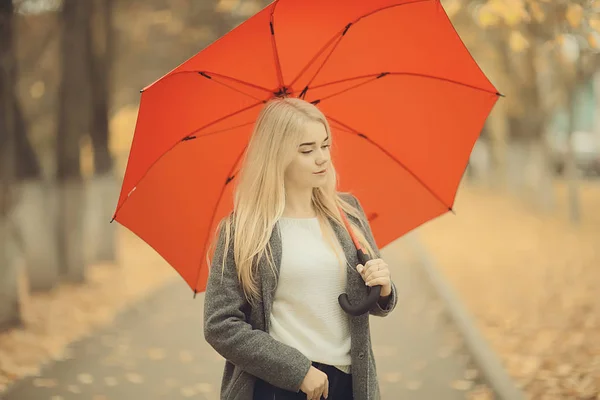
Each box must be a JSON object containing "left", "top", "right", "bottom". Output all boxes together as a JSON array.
[{"left": 4, "top": 243, "right": 482, "bottom": 399}]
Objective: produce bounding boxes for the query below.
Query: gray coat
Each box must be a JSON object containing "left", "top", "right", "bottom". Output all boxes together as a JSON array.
[{"left": 203, "top": 193, "right": 398, "bottom": 400}]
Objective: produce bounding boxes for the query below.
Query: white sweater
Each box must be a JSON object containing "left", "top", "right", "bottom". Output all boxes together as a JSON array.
[{"left": 269, "top": 217, "right": 352, "bottom": 373}]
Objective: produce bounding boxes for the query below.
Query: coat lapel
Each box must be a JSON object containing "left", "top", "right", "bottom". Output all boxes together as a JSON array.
[
  {"left": 260, "top": 211, "right": 367, "bottom": 331},
  {"left": 329, "top": 213, "right": 366, "bottom": 308},
  {"left": 260, "top": 223, "right": 282, "bottom": 331}
]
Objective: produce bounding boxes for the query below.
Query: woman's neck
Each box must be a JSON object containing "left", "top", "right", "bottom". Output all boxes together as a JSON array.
[{"left": 283, "top": 187, "right": 315, "bottom": 218}]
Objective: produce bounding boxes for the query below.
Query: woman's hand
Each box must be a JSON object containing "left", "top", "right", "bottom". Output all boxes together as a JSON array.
[
  {"left": 300, "top": 366, "right": 329, "bottom": 399},
  {"left": 357, "top": 258, "right": 392, "bottom": 297}
]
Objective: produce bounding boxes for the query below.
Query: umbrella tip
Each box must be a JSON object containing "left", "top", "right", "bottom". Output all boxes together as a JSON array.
[
  {"left": 496, "top": 92, "right": 505, "bottom": 97},
  {"left": 193, "top": 290, "right": 198, "bottom": 299},
  {"left": 448, "top": 207, "right": 456, "bottom": 215},
  {"left": 343, "top": 23, "right": 352, "bottom": 36}
]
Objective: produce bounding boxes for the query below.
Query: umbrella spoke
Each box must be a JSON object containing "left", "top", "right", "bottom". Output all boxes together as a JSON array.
[
  {"left": 288, "top": 0, "right": 432, "bottom": 93},
  {"left": 197, "top": 71, "right": 274, "bottom": 97},
  {"left": 180, "top": 100, "right": 264, "bottom": 140},
  {"left": 193, "top": 144, "right": 246, "bottom": 294},
  {"left": 270, "top": 0, "right": 285, "bottom": 89},
  {"left": 112, "top": 101, "right": 263, "bottom": 221},
  {"left": 325, "top": 114, "right": 453, "bottom": 213},
  {"left": 198, "top": 72, "right": 269, "bottom": 102},
  {"left": 145, "top": 70, "right": 274, "bottom": 95},
  {"left": 295, "top": 33, "right": 348, "bottom": 99},
  {"left": 308, "top": 72, "right": 502, "bottom": 105},
  {"left": 200, "top": 120, "right": 257, "bottom": 138}
]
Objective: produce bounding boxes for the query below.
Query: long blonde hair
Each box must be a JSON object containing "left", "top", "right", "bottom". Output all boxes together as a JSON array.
[{"left": 208, "top": 97, "right": 375, "bottom": 304}]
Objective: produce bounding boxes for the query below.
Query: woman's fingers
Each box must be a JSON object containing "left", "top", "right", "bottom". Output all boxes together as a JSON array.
[{"left": 358, "top": 260, "right": 389, "bottom": 282}]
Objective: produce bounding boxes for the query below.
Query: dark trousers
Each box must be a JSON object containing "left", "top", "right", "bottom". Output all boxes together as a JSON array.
[{"left": 253, "top": 362, "right": 353, "bottom": 399}]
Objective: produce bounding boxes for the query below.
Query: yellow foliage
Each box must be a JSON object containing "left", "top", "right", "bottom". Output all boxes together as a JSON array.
[
  {"left": 477, "top": 4, "right": 500, "bottom": 27},
  {"left": 488, "top": 0, "right": 528, "bottom": 27},
  {"left": 215, "top": 0, "right": 239, "bottom": 13},
  {"left": 590, "top": 16, "right": 600, "bottom": 33},
  {"left": 79, "top": 134, "right": 94, "bottom": 179},
  {"left": 442, "top": 0, "right": 461, "bottom": 19},
  {"left": 29, "top": 81, "right": 45, "bottom": 100},
  {"left": 487, "top": 0, "right": 507, "bottom": 14},
  {"left": 565, "top": 3, "right": 583, "bottom": 28},
  {"left": 589, "top": 32, "right": 600, "bottom": 50},
  {"left": 509, "top": 30, "right": 530, "bottom": 52},
  {"left": 529, "top": 1, "right": 545, "bottom": 23}
]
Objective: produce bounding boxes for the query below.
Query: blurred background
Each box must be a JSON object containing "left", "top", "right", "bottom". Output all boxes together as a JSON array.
[{"left": 0, "top": 0, "right": 598, "bottom": 398}]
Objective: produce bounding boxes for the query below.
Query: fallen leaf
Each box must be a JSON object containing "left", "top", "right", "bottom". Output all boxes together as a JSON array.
[
  {"left": 67, "top": 384, "right": 81, "bottom": 393},
  {"left": 464, "top": 369, "right": 479, "bottom": 380},
  {"left": 451, "top": 379, "right": 474, "bottom": 391},
  {"left": 77, "top": 373, "right": 94, "bottom": 384},
  {"left": 406, "top": 380, "right": 422, "bottom": 390},
  {"left": 195, "top": 382, "right": 213, "bottom": 393},
  {"left": 179, "top": 351, "right": 194, "bottom": 363},
  {"left": 125, "top": 372, "right": 144, "bottom": 384},
  {"left": 147, "top": 347, "right": 166, "bottom": 360},
  {"left": 104, "top": 376, "right": 118, "bottom": 386},
  {"left": 383, "top": 372, "right": 402, "bottom": 383},
  {"left": 180, "top": 386, "right": 197, "bottom": 397}
]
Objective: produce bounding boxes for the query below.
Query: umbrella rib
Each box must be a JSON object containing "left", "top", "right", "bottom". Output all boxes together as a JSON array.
[
  {"left": 196, "top": 71, "right": 273, "bottom": 94},
  {"left": 201, "top": 120, "right": 256, "bottom": 137},
  {"left": 306, "top": 72, "right": 501, "bottom": 104},
  {"left": 143, "top": 70, "right": 274, "bottom": 94},
  {"left": 198, "top": 72, "right": 268, "bottom": 102},
  {"left": 324, "top": 114, "right": 453, "bottom": 212},
  {"left": 193, "top": 145, "right": 247, "bottom": 294},
  {"left": 270, "top": 0, "right": 285, "bottom": 89},
  {"left": 111, "top": 100, "right": 264, "bottom": 221},
  {"left": 296, "top": 34, "right": 348, "bottom": 98},
  {"left": 289, "top": 0, "right": 433, "bottom": 92}
]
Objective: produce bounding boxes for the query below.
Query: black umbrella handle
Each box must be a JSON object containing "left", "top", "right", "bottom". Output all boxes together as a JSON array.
[{"left": 338, "top": 248, "right": 382, "bottom": 316}]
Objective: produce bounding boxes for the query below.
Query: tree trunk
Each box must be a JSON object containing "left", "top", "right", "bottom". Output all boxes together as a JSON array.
[
  {"left": 536, "top": 136, "right": 556, "bottom": 213},
  {"left": 85, "top": 0, "right": 117, "bottom": 264},
  {"left": 12, "top": 178, "right": 61, "bottom": 291},
  {"left": 56, "top": 0, "right": 93, "bottom": 283},
  {"left": 10, "top": 78, "right": 61, "bottom": 292},
  {"left": 564, "top": 89, "right": 581, "bottom": 225},
  {"left": 486, "top": 97, "right": 509, "bottom": 190},
  {"left": 0, "top": 0, "right": 23, "bottom": 331}
]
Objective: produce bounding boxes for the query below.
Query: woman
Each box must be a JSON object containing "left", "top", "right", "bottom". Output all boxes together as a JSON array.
[{"left": 203, "top": 97, "right": 397, "bottom": 400}]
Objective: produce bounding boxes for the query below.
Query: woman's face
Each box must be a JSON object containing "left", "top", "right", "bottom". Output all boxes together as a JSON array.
[{"left": 284, "top": 120, "right": 331, "bottom": 190}]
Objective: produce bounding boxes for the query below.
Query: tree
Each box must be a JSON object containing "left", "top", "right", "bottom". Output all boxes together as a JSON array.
[
  {"left": 85, "top": 0, "right": 118, "bottom": 264},
  {"left": 0, "top": 0, "right": 23, "bottom": 330},
  {"left": 55, "top": 0, "right": 93, "bottom": 282},
  {"left": 11, "top": 64, "right": 61, "bottom": 292},
  {"left": 445, "top": 0, "right": 599, "bottom": 221}
]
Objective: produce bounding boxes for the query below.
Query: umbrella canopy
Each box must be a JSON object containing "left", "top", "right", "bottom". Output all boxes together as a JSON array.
[{"left": 113, "top": 0, "right": 500, "bottom": 295}]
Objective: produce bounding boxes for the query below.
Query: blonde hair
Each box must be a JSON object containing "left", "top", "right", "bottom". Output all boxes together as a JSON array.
[{"left": 207, "top": 97, "right": 375, "bottom": 304}]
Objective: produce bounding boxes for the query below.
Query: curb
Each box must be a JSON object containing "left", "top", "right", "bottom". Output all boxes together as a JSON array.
[{"left": 407, "top": 232, "right": 526, "bottom": 400}]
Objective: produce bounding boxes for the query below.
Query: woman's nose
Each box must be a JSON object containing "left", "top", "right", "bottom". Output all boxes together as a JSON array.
[
  {"left": 316, "top": 149, "right": 329, "bottom": 164},
  {"left": 316, "top": 155, "right": 328, "bottom": 166}
]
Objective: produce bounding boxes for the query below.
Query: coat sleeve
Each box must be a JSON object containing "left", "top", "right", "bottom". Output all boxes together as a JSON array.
[
  {"left": 203, "top": 222, "right": 312, "bottom": 392},
  {"left": 347, "top": 194, "right": 398, "bottom": 317}
]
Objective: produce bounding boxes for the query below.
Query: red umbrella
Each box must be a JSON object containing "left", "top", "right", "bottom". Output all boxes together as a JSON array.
[{"left": 112, "top": 0, "right": 500, "bottom": 304}]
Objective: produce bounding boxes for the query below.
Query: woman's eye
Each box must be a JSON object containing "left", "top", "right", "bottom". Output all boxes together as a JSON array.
[
  {"left": 301, "top": 150, "right": 312, "bottom": 154},
  {"left": 322, "top": 144, "right": 330, "bottom": 149}
]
